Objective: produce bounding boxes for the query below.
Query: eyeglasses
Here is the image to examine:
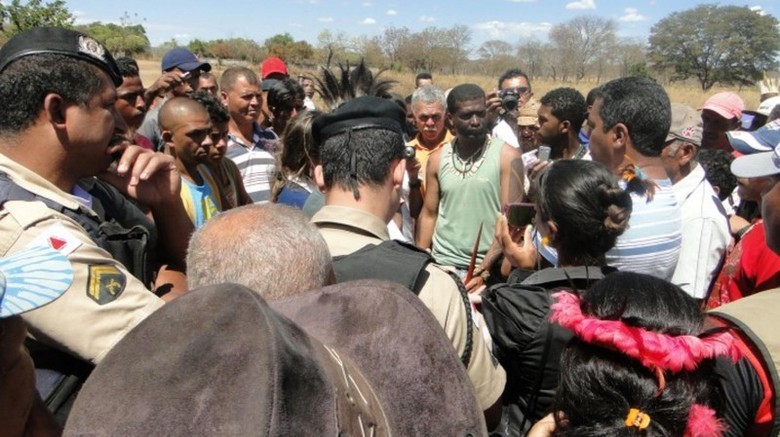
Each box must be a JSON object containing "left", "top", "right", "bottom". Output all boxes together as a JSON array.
[{"left": 506, "top": 86, "right": 530, "bottom": 95}]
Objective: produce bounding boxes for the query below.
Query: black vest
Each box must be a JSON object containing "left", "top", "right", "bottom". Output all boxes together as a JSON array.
[
  {"left": 332, "top": 240, "right": 473, "bottom": 366},
  {"left": 0, "top": 173, "right": 154, "bottom": 285}
]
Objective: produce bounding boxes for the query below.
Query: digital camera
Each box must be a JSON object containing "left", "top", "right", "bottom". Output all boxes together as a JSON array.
[
  {"left": 499, "top": 89, "right": 520, "bottom": 111},
  {"left": 402, "top": 145, "right": 416, "bottom": 160}
]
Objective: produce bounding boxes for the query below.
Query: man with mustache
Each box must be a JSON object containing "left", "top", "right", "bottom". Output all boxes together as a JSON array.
[{"left": 406, "top": 85, "right": 452, "bottom": 221}]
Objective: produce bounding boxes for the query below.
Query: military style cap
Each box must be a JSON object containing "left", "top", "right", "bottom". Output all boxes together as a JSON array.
[
  {"left": 0, "top": 26, "right": 122, "bottom": 86},
  {"left": 312, "top": 96, "right": 406, "bottom": 143}
]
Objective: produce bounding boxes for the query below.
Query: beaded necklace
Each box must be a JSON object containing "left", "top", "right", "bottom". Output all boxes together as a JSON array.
[{"left": 451, "top": 137, "right": 489, "bottom": 179}]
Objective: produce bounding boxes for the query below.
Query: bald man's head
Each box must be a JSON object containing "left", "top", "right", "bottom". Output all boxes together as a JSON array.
[
  {"left": 187, "top": 204, "right": 333, "bottom": 300},
  {"left": 158, "top": 96, "right": 209, "bottom": 131}
]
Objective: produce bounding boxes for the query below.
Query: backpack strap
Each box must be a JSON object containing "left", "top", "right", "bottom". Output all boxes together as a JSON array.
[
  {"left": 0, "top": 174, "right": 153, "bottom": 285},
  {"left": 0, "top": 172, "right": 107, "bottom": 249}
]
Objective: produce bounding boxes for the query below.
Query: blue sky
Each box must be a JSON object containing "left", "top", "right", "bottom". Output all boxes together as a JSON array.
[{"left": 65, "top": 0, "right": 776, "bottom": 50}]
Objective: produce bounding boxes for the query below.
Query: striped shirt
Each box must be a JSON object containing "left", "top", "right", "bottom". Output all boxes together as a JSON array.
[
  {"left": 225, "top": 123, "right": 278, "bottom": 204},
  {"left": 538, "top": 178, "right": 682, "bottom": 281}
]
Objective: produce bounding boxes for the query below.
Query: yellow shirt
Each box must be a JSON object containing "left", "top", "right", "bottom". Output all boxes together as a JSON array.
[{"left": 407, "top": 131, "right": 454, "bottom": 192}]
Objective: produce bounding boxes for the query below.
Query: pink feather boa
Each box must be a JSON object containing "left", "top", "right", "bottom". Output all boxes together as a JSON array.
[
  {"left": 549, "top": 291, "right": 741, "bottom": 372},
  {"left": 684, "top": 404, "right": 727, "bottom": 436}
]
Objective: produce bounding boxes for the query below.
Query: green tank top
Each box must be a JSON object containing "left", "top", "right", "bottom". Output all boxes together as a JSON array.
[{"left": 432, "top": 136, "right": 504, "bottom": 268}]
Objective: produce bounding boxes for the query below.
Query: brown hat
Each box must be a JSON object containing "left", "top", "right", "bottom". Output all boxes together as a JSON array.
[
  {"left": 65, "top": 281, "right": 484, "bottom": 436},
  {"left": 666, "top": 103, "right": 702, "bottom": 146},
  {"left": 517, "top": 97, "right": 540, "bottom": 126},
  {"left": 271, "top": 280, "right": 485, "bottom": 436}
]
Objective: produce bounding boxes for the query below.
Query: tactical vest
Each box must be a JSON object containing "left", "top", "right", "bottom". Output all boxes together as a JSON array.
[
  {"left": 710, "top": 288, "right": 780, "bottom": 435},
  {"left": 0, "top": 173, "right": 155, "bottom": 421},
  {"left": 0, "top": 173, "right": 154, "bottom": 285},
  {"left": 333, "top": 240, "right": 473, "bottom": 367}
]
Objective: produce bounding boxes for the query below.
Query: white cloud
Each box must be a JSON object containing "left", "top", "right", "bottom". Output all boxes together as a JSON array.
[
  {"left": 472, "top": 20, "right": 553, "bottom": 39},
  {"left": 565, "top": 0, "right": 596, "bottom": 10},
  {"left": 619, "top": 8, "right": 646, "bottom": 22},
  {"left": 419, "top": 15, "right": 436, "bottom": 23},
  {"left": 750, "top": 6, "right": 766, "bottom": 16},
  {"left": 386, "top": 9, "right": 398, "bottom": 16},
  {"left": 362, "top": 1, "right": 374, "bottom": 5},
  {"left": 507, "top": 0, "right": 537, "bottom": 2},
  {"left": 308, "top": 0, "right": 319, "bottom": 3},
  {"left": 317, "top": 17, "right": 335, "bottom": 22},
  {"left": 360, "top": 17, "right": 377, "bottom": 25}
]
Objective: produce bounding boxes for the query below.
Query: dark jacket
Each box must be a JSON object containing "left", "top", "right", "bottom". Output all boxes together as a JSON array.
[{"left": 481, "top": 266, "right": 613, "bottom": 435}]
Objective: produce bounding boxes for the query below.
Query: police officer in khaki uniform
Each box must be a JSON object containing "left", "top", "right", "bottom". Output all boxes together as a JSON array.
[
  {"left": 309, "top": 96, "right": 506, "bottom": 431},
  {"left": 0, "top": 27, "right": 193, "bottom": 364}
]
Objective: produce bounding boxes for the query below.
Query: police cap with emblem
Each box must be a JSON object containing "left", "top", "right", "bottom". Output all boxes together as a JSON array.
[
  {"left": 312, "top": 96, "right": 407, "bottom": 199},
  {"left": 0, "top": 26, "right": 122, "bottom": 86},
  {"left": 312, "top": 95, "right": 406, "bottom": 144},
  {"left": 64, "top": 281, "right": 485, "bottom": 436}
]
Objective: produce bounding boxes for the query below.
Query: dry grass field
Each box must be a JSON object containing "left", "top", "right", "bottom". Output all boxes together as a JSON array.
[{"left": 137, "top": 59, "right": 762, "bottom": 111}]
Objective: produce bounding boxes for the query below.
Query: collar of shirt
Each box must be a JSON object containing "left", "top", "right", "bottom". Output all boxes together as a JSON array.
[
  {"left": 0, "top": 153, "right": 85, "bottom": 211},
  {"left": 227, "top": 122, "right": 277, "bottom": 151},
  {"left": 673, "top": 163, "right": 707, "bottom": 202},
  {"left": 409, "top": 130, "right": 454, "bottom": 154},
  {"left": 311, "top": 205, "right": 390, "bottom": 241}
]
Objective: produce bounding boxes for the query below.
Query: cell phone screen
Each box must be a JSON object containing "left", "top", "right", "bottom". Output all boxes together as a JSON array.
[
  {"left": 537, "top": 146, "right": 551, "bottom": 162},
  {"left": 506, "top": 202, "right": 535, "bottom": 228},
  {"left": 740, "top": 113, "right": 756, "bottom": 130}
]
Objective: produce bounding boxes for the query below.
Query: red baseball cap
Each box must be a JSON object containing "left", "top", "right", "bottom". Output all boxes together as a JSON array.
[{"left": 261, "top": 56, "right": 287, "bottom": 79}]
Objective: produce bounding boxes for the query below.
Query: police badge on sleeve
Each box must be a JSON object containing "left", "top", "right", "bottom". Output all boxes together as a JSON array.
[{"left": 87, "top": 265, "right": 126, "bottom": 305}]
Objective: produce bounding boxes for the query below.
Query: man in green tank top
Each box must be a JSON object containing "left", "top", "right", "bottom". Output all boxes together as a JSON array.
[{"left": 417, "top": 84, "right": 525, "bottom": 291}]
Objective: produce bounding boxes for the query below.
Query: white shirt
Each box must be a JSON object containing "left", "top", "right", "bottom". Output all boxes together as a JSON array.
[
  {"left": 492, "top": 119, "right": 519, "bottom": 149},
  {"left": 670, "top": 164, "right": 731, "bottom": 298}
]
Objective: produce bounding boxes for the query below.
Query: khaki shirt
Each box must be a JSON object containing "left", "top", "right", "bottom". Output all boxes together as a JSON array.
[
  {"left": 0, "top": 154, "right": 163, "bottom": 364},
  {"left": 312, "top": 205, "right": 506, "bottom": 410}
]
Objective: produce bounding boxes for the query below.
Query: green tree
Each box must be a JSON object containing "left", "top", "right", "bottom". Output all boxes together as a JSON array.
[
  {"left": 76, "top": 13, "right": 150, "bottom": 57},
  {"left": 0, "top": 0, "right": 73, "bottom": 38},
  {"left": 649, "top": 4, "right": 780, "bottom": 90},
  {"left": 188, "top": 39, "right": 210, "bottom": 57}
]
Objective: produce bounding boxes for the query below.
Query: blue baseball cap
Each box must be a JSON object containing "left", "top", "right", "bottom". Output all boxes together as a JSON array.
[
  {"left": 0, "top": 245, "right": 73, "bottom": 318},
  {"left": 728, "top": 120, "right": 780, "bottom": 155},
  {"left": 161, "top": 47, "right": 211, "bottom": 73}
]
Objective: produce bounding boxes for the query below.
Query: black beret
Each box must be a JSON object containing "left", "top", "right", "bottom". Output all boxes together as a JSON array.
[
  {"left": 313, "top": 96, "right": 405, "bottom": 143},
  {"left": 0, "top": 27, "right": 122, "bottom": 86}
]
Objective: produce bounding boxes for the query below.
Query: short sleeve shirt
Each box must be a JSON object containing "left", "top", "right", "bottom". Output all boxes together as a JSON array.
[
  {"left": 225, "top": 123, "right": 278, "bottom": 204},
  {"left": 0, "top": 154, "right": 163, "bottom": 364},
  {"left": 312, "top": 205, "right": 506, "bottom": 410}
]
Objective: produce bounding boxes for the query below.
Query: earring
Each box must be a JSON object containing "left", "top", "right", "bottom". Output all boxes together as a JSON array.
[{"left": 541, "top": 236, "right": 550, "bottom": 246}]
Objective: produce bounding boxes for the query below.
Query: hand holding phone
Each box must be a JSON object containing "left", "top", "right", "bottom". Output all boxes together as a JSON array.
[
  {"left": 505, "top": 202, "right": 535, "bottom": 229},
  {"left": 537, "top": 145, "right": 551, "bottom": 163}
]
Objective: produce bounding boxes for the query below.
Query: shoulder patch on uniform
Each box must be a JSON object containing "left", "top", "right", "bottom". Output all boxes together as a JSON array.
[
  {"left": 27, "top": 222, "right": 83, "bottom": 256},
  {"left": 87, "top": 265, "right": 126, "bottom": 305}
]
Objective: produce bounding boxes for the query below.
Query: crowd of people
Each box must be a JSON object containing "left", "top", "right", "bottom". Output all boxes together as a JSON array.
[{"left": 2, "top": 25, "right": 780, "bottom": 436}]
